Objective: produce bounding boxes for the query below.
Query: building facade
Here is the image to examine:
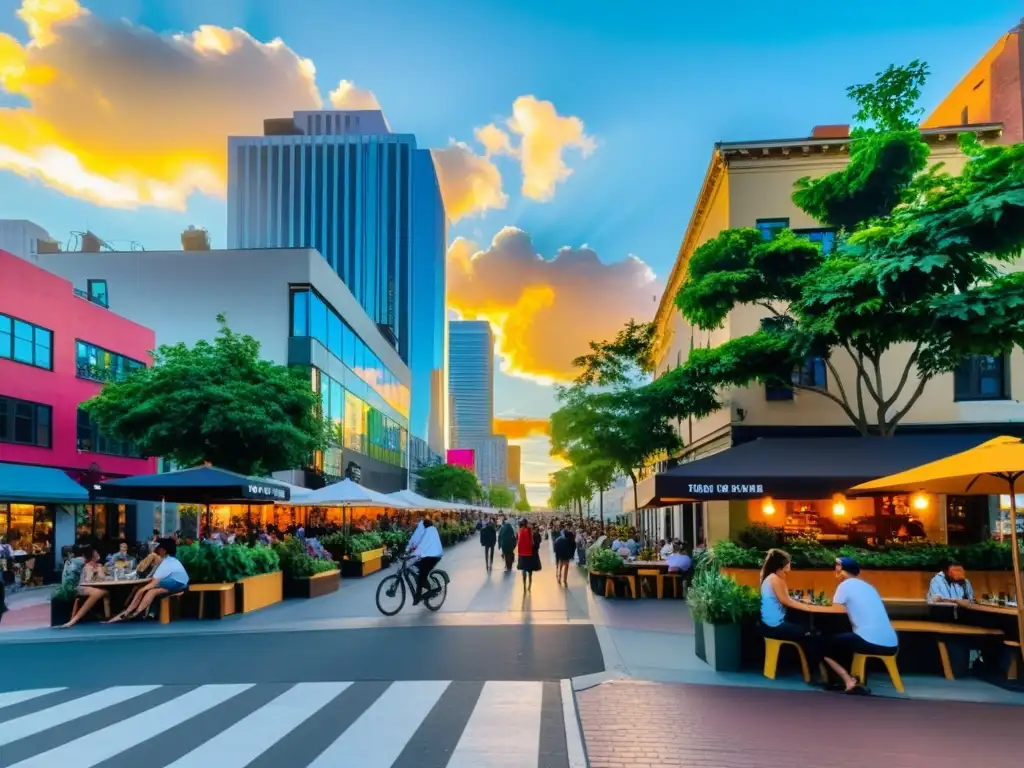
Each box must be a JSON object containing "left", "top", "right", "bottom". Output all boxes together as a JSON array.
[
  {"left": 227, "top": 110, "right": 448, "bottom": 466},
  {"left": 448, "top": 321, "right": 494, "bottom": 445},
  {"left": 40, "top": 247, "right": 411, "bottom": 493},
  {"left": 507, "top": 444, "right": 522, "bottom": 486},
  {"left": 0, "top": 250, "right": 157, "bottom": 566},
  {"left": 0, "top": 220, "right": 57, "bottom": 263},
  {"left": 470, "top": 434, "right": 508, "bottom": 488},
  {"left": 645, "top": 123, "right": 1021, "bottom": 547}
]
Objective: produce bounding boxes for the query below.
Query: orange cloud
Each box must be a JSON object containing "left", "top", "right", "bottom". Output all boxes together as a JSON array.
[
  {"left": 447, "top": 227, "right": 661, "bottom": 383},
  {"left": 0, "top": 1, "right": 584, "bottom": 223},
  {"left": 493, "top": 417, "right": 550, "bottom": 439}
]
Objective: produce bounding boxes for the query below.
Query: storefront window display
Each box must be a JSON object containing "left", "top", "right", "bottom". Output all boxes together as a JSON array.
[{"left": 0, "top": 503, "right": 54, "bottom": 554}]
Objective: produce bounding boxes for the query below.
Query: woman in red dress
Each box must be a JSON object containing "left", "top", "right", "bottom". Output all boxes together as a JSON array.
[{"left": 517, "top": 519, "right": 537, "bottom": 591}]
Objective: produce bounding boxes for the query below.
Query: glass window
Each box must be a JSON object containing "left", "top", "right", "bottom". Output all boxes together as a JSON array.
[
  {"left": 0, "top": 396, "right": 51, "bottom": 448},
  {"left": 954, "top": 354, "right": 1008, "bottom": 401},
  {"left": 291, "top": 290, "right": 309, "bottom": 337},
  {"left": 794, "top": 228, "right": 837, "bottom": 255},
  {"left": 344, "top": 391, "right": 365, "bottom": 453},
  {"left": 74, "top": 341, "right": 145, "bottom": 383},
  {"left": 13, "top": 320, "right": 33, "bottom": 364},
  {"left": 794, "top": 356, "right": 827, "bottom": 388},
  {"left": 87, "top": 279, "right": 109, "bottom": 308},
  {"left": 320, "top": 374, "right": 330, "bottom": 421},
  {"left": 342, "top": 324, "right": 355, "bottom": 369},
  {"left": 756, "top": 218, "right": 789, "bottom": 240},
  {"left": 0, "top": 314, "right": 11, "bottom": 359},
  {"left": 329, "top": 378, "right": 343, "bottom": 427},
  {"left": 34, "top": 328, "right": 51, "bottom": 369},
  {"left": 310, "top": 293, "right": 328, "bottom": 346},
  {"left": 354, "top": 339, "right": 365, "bottom": 379},
  {"left": 327, "top": 310, "right": 342, "bottom": 359}
]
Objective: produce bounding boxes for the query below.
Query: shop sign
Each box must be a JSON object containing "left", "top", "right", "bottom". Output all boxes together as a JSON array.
[
  {"left": 687, "top": 483, "right": 765, "bottom": 495},
  {"left": 247, "top": 484, "right": 287, "bottom": 500}
]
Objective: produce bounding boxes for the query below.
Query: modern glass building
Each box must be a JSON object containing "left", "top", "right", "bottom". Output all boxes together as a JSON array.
[
  {"left": 448, "top": 321, "right": 494, "bottom": 445},
  {"left": 227, "top": 109, "right": 447, "bottom": 467}
]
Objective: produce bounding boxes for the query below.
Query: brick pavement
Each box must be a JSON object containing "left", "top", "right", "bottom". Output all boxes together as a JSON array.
[{"left": 576, "top": 679, "right": 1021, "bottom": 768}]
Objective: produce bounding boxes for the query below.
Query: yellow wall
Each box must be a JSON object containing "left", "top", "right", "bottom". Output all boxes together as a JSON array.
[{"left": 923, "top": 31, "right": 1014, "bottom": 129}]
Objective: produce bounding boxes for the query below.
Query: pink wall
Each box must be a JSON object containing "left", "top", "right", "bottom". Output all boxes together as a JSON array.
[
  {"left": 0, "top": 249, "right": 157, "bottom": 476},
  {"left": 447, "top": 448, "right": 476, "bottom": 472}
]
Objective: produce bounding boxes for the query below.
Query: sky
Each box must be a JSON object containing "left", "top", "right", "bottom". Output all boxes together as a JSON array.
[{"left": 1, "top": 0, "right": 1021, "bottom": 505}]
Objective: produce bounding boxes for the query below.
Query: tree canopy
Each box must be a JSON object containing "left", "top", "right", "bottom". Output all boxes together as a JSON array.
[
  {"left": 651, "top": 61, "right": 1024, "bottom": 436},
  {"left": 485, "top": 484, "right": 515, "bottom": 509},
  {"left": 548, "top": 465, "right": 592, "bottom": 514},
  {"left": 84, "top": 316, "right": 328, "bottom": 476},
  {"left": 415, "top": 463, "right": 482, "bottom": 503},
  {"left": 513, "top": 495, "right": 531, "bottom": 513}
]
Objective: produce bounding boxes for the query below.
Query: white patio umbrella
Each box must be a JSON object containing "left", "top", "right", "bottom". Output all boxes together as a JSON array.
[
  {"left": 388, "top": 489, "right": 461, "bottom": 510},
  {"left": 286, "top": 478, "right": 411, "bottom": 508}
]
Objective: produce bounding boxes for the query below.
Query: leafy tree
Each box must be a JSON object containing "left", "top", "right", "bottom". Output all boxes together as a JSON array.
[
  {"left": 513, "top": 496, "right": 531, "bottom": 513},
  {"left": 485, "top": 484, "right": 515, "bottom": 509},
  {"left": 84, "top": 316, "right": 328, "bottom": 476},
  {"left": 416, "top": 463, "right": 482, "bottom": 503},
  {"left": 572, "top": 319, "right": 657, "bottom": 388},
  {"left": 549, "top": 465, "right": 592, "bottom": 518},
  {"left": 582, "top": 458, "right": 616, "bottom": 526},
  {"left": 652, "top": 61, "right": 1024, "bottom": 436}
]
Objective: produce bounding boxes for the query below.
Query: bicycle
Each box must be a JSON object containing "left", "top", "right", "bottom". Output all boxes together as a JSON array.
[{"left": 375, "top": 552, "right": 449, "bottom": 615}]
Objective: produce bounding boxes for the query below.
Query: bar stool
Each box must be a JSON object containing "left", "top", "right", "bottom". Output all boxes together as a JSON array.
[
  {"left": 637, "top": 569, "right": 665, "bottom": 599},
  {"left": 603, "top": 573, "right": 637, "bottom": 599},
  {"left": 851, "top": 652, "right": 904, "bottom": 693},
  {"left": 1006, "top": 640, "right": 1020, "bottom": 680},
  {"left": 763, "top": 638, "right": 811, "bottom": 682}
]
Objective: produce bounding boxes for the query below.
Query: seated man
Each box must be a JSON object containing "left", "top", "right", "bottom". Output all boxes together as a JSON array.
[
  {"left": 106, "top": 539, "right": 188, "bottom": 622},
  {"left": 666, "top": 542, "right": 693, "bottom": 574},
  {"left": 927, "top": 560, "right": 974, "bottom": 604}
]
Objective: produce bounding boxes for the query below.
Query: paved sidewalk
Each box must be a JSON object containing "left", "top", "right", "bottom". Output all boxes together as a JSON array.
[{"left": 576, "top": 679, "right": 1021, "bottom": 768}]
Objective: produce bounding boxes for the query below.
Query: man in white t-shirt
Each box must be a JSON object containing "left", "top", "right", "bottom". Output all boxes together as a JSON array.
[{"left": 107, "top": 539, "right": 190, "bottom": 623}]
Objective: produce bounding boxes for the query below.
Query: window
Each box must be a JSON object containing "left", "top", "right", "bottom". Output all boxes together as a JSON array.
[
  {"left": 793, "top": 356, "right": 827, "bottom": 388},
  {"left": 793, "top": 228, "right": 837, "bottom": 254},
  {"left": 756, "top": 218, "right": 789, "bottom": 240},
  {"left": 76, "top": 407, "right": 141, "bottom": 457},
  {"left": 0, "top": 395, "right": 52, "bottom": 448},
  {"left": 75, "top": 341, "right": 145, "bottom": 383},
  {"left": 954, "top": 354, "right": 1008, "bottom": 401},
  {"left": 291, "top": 290, "right": 309, "bottom": 337},
  {"left": 87, "top": 280, "right": 109, "bottom": 308},
  {"left": 0, "top": 314, "right": 52, "bottom": 370}
]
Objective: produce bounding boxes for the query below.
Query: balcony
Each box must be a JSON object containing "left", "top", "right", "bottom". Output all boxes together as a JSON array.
[
  {"left": 76, "top": 362, "right": 132, "bottom": 384},
  {"left": 72, "top": 288, "right": 109, "bottom": 309}
]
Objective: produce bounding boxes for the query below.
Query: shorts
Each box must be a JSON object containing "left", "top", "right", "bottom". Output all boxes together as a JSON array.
[{"left": 156, "top": 577, "right": 187, "bottom": 594}]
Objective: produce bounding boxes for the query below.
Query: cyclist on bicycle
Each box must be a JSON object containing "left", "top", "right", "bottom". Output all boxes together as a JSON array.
[{"left": 409, "top": 518, "right": 443, "bottom": 605}]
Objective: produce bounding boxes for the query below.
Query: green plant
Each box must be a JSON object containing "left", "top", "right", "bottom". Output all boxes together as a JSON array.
[
  {"left": 638, "top": 547, "right": 657, "bottom": 561},
  {"left": 273, "top": 537, "right": 335, "bottom": 579},
  {"left": 687, "top": 569, "right": 759, "bottom": 625},
  {"left": 177, "top": 541, "right": 279, "bottom": 584},
  {"left": 735, "top": 523, "right": 780, "bottom": 551},
  {"left": 50, "top": 580, "right": 76, "bottom": 603},
  {"left": 347, "top": 532, "right": 384, "bottom": 555},
  {"left": 589, "top": 547, "right": 624, "bottom": 574}
]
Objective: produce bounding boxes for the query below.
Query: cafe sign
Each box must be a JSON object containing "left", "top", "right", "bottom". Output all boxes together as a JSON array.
[
  {"left": 246, "top": 483, "right": 288, "bottom": 500},
  {"left": 687, "top": 483, "right": 765, "bottom": 495}
]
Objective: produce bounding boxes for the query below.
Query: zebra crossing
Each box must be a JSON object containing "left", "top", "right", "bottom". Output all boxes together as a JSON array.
[{"left": 0, "top": 680, "right": 586, "bottom": 768}]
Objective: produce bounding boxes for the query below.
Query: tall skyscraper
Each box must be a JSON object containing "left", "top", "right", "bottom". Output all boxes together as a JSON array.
[
  {"left": 448, "top": 321, "right": 494, "bottom": 445},
  {"left": 227, "top": 109, "right": 447, "bottom": 463}
]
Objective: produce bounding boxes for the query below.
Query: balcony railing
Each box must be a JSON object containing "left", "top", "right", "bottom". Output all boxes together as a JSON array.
[
  {"left": 72, "top": 288, "right": 109, "bottom": 309},
  {"left": 76, "top": 362, "right": 132, "bottom": 384}
]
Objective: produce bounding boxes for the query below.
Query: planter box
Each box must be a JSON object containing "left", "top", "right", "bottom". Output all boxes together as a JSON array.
[
  {"left": 589, "top": 571, "right": 607, "bottom": 595},
  {"left": 721, "top": 568, "right": 1017, "bottom": 599},
  {"left": 50, "top": 600, "right": 74, "bottom": 627},
  {"left": 284, "top": 569, "right": 341, "bottom": 599},
  {"left": 352, "top": 547, "right": 385, "bottom": 563},
  {"left": 186, "top": 583, "right": 236, "bottom": 619},
  {"left": 235, "top": 571, "right": 283, "bottom": 613},
  {"left": 341, "top": 556, "right": 383, "bottom": 578},
  {"left": 695, "top": 621, "right": 742, "bottom": 672}
]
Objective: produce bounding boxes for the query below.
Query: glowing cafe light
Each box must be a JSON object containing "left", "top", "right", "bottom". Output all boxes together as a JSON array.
[
  {"left": 832, "top": 493, "right": 846, "bottom": 516},
  {"left": 762, "top": 497, "right": 775, "bottom": 516},
  {"left": 912, "top": 492, "right": 929, "bottom": 511}
]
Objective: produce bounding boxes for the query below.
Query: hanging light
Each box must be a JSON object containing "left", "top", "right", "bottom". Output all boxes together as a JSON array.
[
  {"left": 832, "top": 493, "right": 846, "bottom": 516},
  {"left": 912, "top": 492, "right": 929, "bottom": 511},
  {"left": 762, "top": 497, "right": 775, "bottom": 516}
]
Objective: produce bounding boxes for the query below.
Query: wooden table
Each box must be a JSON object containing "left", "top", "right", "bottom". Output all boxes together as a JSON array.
[
  {"left": 891, "top": 619, "right": 1005, "bottom": 679},
  {"left": 964, "top": 601, "right": 1018, "bottom": 617}
]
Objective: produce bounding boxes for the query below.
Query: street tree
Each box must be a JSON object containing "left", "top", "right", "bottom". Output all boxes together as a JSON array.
[
  {"left": 84, "top": 315, "right": 328, "bottom": 476},
  {"left": 416, "top": 463, "right": 482, "bottom": 503},
  {"left": 548, "top": 465, "right": 592, "bottom": 518},
  {"left": 513, "top": 496, "right": 531, "bottom": 513},
  {"left": 650, "top": 61, "right": 1024, "bottom": 436},
  {"left": 485, "top": 484, "right": 515, "bottom": 509}
]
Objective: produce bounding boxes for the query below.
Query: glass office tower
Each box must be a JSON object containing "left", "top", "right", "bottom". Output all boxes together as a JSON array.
[
  {"left": 448, "top": 321, "right": 494, "bottom": 445},
  {"left": 227, "top": 110, "right": 447, "bottom": 461}
]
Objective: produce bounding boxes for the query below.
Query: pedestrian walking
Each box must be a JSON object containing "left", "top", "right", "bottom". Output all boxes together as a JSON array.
[
  {"left": 498, "top": 518, "right": 517, "bottom": 572},
  {"left": 553, "top": 529, "right": 575, "bottom": 586},
  {"left": 517, "top": 520, "right": 539, "bottom": 590},
  {"left": 480, "top": 518, "right": 497, "bottom": 571}
]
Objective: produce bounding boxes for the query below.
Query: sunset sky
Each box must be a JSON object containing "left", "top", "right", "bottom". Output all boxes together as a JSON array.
[{"left": 1, "top": 0, "right": 1021, "bottom": 504}]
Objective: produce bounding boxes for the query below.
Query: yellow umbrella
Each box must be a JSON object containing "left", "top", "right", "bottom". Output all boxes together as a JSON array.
[{"left": 851, "top": 435, "right": 1024, "bottom": 663}]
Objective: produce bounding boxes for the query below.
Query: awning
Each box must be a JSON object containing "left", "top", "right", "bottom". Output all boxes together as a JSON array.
[
  {"left": 0, "top": 462, "right": 89, "bottom": 504},
  {"left": 96, "top": 465, "right": 291, "bottom": 504},
  {"left": 653, "top": 434, "right": 995, "bottom": 503}
]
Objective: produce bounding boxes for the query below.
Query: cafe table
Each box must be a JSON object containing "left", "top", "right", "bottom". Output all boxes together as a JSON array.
[
  {"left": 621, "top": 561, "right": 675, "bottom": 598},
  {"left": 82, "top": 579, "right": 147, "bottom": 613}
]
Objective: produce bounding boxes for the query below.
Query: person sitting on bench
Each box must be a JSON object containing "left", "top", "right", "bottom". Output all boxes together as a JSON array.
[{"left": 105, "top": 539, "right": 188, "bottom": 623}]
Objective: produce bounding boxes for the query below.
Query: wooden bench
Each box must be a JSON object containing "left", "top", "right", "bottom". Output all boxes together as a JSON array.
[
  {"left": 188, "top": 583, "right": 236, "bottom": 619},
  {"left": 891, "top": 620, "right": 1004, "bottom": 680}
]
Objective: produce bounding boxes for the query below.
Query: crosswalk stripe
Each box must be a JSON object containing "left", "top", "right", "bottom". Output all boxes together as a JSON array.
[
  {"left": 0, "top": 686, "right": 159, "bottom": 746},
  {"left": 0, "top": 688, "right": 65, "bottom": 711},
  {"left": 164, "top": 683, "right": 350, "bottom": 768},
  {"left": 8, "top": 684, "right": 252, "bottom": 767},
  {"left": 307, "top": 680, "right": 450, "bottom": 768},
  {"left": 447, "top": 681, "right": 544, "bottom": 768}
]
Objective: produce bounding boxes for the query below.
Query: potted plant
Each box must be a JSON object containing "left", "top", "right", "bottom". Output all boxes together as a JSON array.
[
  {"left": 588, "top": 547, "right": 624, "bottom": 595},
  {"left": 275, "top": 537, "right": 341, "bottom": 598},
  {"left": 687, "top": 567, "right": 758, "bottom": 672},
  {"left": 49, "top": 579, "right": 77, "bottom": 627}
]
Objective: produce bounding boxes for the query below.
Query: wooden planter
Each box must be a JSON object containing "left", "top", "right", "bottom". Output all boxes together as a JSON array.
[
  {"left": 695, "top": 622, "right": 742, "bottom": 672},
  {"left": 352, "top": 547, "right": 385, "bottom": 563},
  {"left": 284, "top": 569, "right": 341, "bottom": 599},
  {"left": 721, "top": 567, "right": 1018, "bottom": 599},
  {"left": 186, "top": 583, "right": 236, "bottom": 619},
  {"left": 50, "top": 600, "right": 74, "bottom": 627},
  {"left": 235, "top": 571, "right": 284, "bottom": 613}
]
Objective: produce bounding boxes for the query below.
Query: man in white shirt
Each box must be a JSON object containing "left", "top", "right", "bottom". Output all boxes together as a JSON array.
[
  {"left": 408, "top": 518, "right": 426, "bottom": 552},
  {"left": 410, "top": 519, "right": 443, "bottom": 605},
  {"left": 107, "top": 539, "right": 190, "bottom": 622},
  {"left": 659, "top": 539, "right": 674, "bottom": 559},
  {"left": 666, "top": 543, "right": 692, "bottom": 573},
  {"left": 927, "top": 561, "right": 975, "bottom": 604}
]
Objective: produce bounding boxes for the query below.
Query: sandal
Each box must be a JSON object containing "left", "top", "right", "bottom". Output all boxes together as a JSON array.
[{"left": 843, "top": 684, "right": 871, "bottom": 696}]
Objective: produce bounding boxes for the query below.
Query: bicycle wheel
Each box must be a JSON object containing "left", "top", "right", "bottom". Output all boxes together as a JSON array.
[
  {"left": 375, "top": 573, "right": 406, "bottom": 616},
  {"left": 424, "top": 571, "right": 447, "bottom": 612}
]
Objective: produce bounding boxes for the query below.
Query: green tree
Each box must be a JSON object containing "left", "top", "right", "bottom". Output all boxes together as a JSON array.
[
  {"left": 485, "top": 484, "right": 515, "bottom": 509},
  {"left": 84, "top": 316, "right": 328, "bottom": 476},
  {"left": 653, "top": 61, "right": 1024, "bottom": 436},
  {"left": 548, "top": 465, "right": 592, "bottom": 518},
  {"left": 416, "top": 463, "right": 482, "bottom": 503},
  {"left": 513, "top": 496, "right": 531, "bottom": 513},
  {"left": 581, "top": 457, "right": 616, "bottom": 526}
]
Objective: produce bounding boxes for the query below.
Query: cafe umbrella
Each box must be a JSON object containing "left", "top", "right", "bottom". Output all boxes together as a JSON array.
[{"left": 851, "top": 435, "right": 1024, "bottom": 664}]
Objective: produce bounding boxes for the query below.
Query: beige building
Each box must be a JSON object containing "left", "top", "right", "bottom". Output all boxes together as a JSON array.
[{"left": 634, "top": 122, "right": 1023, "bottom": 547}]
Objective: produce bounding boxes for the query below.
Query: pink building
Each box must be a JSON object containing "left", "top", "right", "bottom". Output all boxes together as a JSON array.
[
  {"left": 447, "top": 448, "right": 476, "bottom": 473},
  {"left": 1, "top": 249, "right": 156, "bottom": 566}
]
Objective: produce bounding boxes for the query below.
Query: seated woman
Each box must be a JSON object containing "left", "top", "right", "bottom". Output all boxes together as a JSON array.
[
  {"left": 106, "top": 541, "right": 136, "bottom": 572},
  {"left": 106, "top": 539, "right": 189, "bottom": 622},
  {"left": 759, "top": 548, "right": 827, "bottom": 686},
  {"left": 59, "top": 546, "right": 111, "bottom": 628}
]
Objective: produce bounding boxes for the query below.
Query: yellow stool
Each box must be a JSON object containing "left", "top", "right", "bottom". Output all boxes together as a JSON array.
[
  {"left": 763, "top": 638, "right": 810, "bottom": 683},
  {"left": 637, "top": 569, "right": 664, "bottom": 599},
  {"left": 1006, "top": 641, "right": 1020, "bottom": 681},
  {"left": 604, "top": 574, "right": 636, "bottom": 599},
  {"left": 664, "top": 573, "right": 686, "bottom": 599},
  {"left": 851, "top": 652, "right": 904, "bottom": 693}
]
